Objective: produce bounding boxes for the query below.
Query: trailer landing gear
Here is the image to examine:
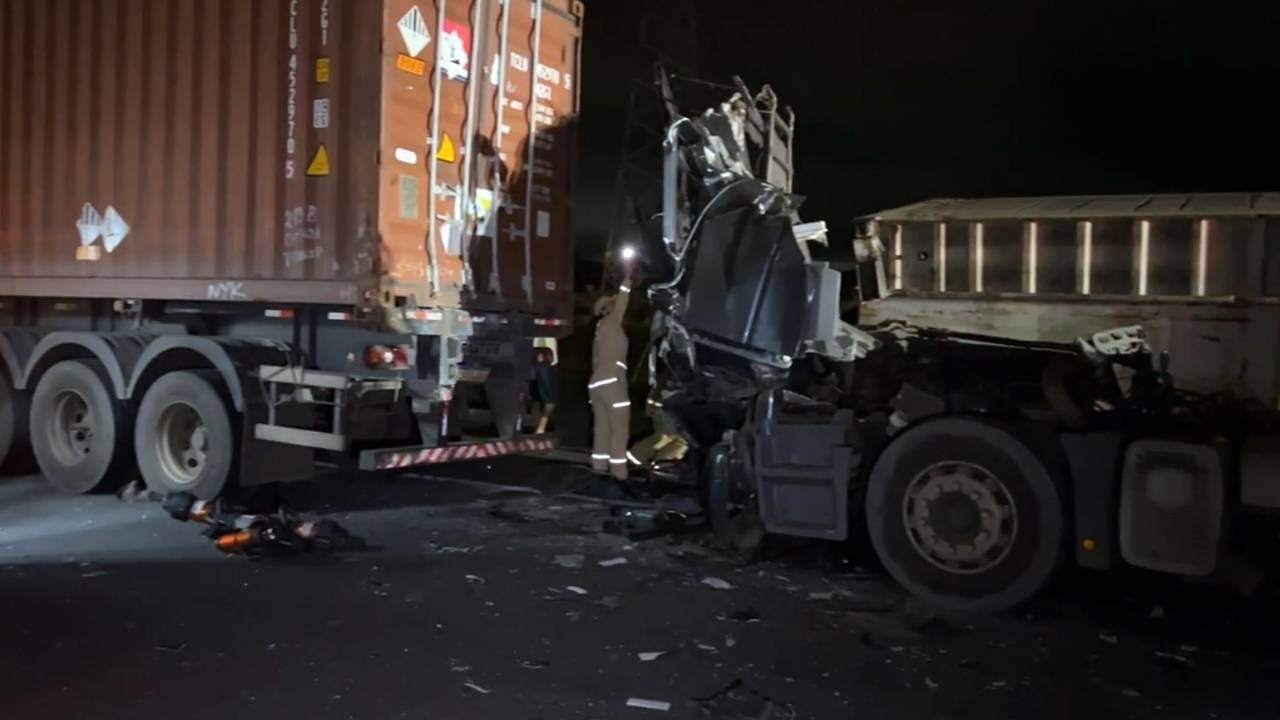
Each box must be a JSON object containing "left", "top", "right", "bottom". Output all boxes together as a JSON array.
[{"left": 866, "top": 417, "right": 1064, "bottom": 614}]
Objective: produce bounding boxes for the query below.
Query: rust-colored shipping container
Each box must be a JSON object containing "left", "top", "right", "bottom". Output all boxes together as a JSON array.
[{"left": 0, "top": 0, "right": 582, "bottom": 319}]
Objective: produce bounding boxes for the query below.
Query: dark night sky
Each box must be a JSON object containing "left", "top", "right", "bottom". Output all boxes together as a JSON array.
[{"left": 572, "top": 0, "right": 1280, "bottom": 252}]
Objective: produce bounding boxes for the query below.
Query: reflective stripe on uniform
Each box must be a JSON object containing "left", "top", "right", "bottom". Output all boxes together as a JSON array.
[
  {"left": 627, "top": 452, "right": 642, "bottom": 465},
  {"left": 589, "top": 377, "right": 618, "bottom": 389},
  {"left": 619, "top": 286, "right": 631, "bottom": 294},
  {"left": 616, "top": 361, "right": 627, "bottom": 370},
  {"left": 591, "top": 453, "right": 610, "bottom": 460},
  {"left": 612, "top": 401, "right": 631, "bottom": 408},
  {"left": 609, "top": 458, "right": 628, "bottom": 465}
]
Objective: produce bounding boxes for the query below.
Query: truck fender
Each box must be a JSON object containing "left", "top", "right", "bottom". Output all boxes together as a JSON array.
[
  {"left": 126, "top": 337, "right": 290, "bottom": 413},
  {"left": 0, "top": 328, "right": 42, "bottom": 385},
  {"left": 19, "top": 331, "right": 151, "bottom": 398}
]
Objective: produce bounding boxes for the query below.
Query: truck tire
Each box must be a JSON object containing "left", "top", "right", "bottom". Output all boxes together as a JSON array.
[
  {"left": 0, "top": 378, "right": 32, "bottom": 475},
  {"left": 30, "top": 360, "right": 133, "bottom": 494},
  {"left": 866, "top": 416, "right": 1064, "bottom": 614},
  {"left": 134, "top": 371, "right": 235, "bottom": 499}
]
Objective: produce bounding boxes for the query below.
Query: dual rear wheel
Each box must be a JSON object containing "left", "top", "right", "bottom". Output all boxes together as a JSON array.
[{"left": 23, "top": 362, "right": 234, "bottom": 499}]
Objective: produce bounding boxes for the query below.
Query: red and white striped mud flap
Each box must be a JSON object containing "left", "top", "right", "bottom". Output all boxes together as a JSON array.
[{"left": 358, "top": 435, "right": 557, "bottom": 472}]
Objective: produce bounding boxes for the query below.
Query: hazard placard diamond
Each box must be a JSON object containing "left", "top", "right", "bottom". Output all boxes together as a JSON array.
[{"left": 397, "top": 5, "right": 431, "bottom": 58}]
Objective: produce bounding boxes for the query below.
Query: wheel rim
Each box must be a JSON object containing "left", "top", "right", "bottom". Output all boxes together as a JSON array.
[
  {"left": 49, "top": 390, "right": 94, "bottom": 466},
  {"left": 155, "top": 402, "right": 208, "bottom": 486},
  {"left": 902, "top": 460, "right": 1018, "bottom": 575}
]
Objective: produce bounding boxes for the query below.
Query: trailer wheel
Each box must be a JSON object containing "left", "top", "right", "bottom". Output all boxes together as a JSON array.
[
  {"left": 135, "top": 371, "right": 236, "bottom": 500},
  {"left": 30, "top": 360, "right": 132, "bottom": 494},
  {"left": 866, "top": 417, "right": 1064, "bottom": 614}
]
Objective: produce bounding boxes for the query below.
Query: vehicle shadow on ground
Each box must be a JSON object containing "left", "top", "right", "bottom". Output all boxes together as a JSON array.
[{"left": 257, "top": 457, "right": 584, "bottom": 516}]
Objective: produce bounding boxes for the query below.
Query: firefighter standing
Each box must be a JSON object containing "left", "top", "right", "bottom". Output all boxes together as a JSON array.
[{"left": 589, "top": 267, "right": 633, "bottom": 479}]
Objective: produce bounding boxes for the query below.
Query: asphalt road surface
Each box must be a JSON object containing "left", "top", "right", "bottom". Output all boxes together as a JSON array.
[{"left": 1, "top": 461, "right": 1277, "bottom": 719}]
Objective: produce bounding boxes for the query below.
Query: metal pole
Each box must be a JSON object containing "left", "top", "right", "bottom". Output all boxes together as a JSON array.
[
  {"left": 457, "top": 0, "right": 486, "bottom": 294},
  {"left": 521, "top": 0, "right": 544, "bottom": 304},
  {"left": 426, "top": 0, "right": 448, "bottom": 296},
  {"left": 489, "top": 0, "right": 511, "bottom": 297}
]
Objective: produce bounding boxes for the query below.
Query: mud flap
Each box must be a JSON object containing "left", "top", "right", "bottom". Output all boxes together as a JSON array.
[{"left": 752, "top": 392, "right": 853, "bottom": 541}]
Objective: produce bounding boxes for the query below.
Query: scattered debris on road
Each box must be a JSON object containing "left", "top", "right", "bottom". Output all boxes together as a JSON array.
[
  {"left": 1155, "top": 651, "right": 1193, "bottom": 667},
  {"left": 599, "top": 557, "right": 629, "bottom": 567},
  {"left": 553, "top": 554, "right": 585, "bottom": 568},
  {"left": 566, "top": 585, "right": 588, "bottom": 595},
  {"left": 637, "top": 651, "right": 666, "bottom": 662},
  {"left": 625, "top": 698, "right": 672, "bottom": 712},
  {"left": 1099, "top": 632, "right": 1119, "bottom": 646},
  {"left": 161, "top": 492, "right": 365, "bottom": 558},
  {"left": 702, "top": 577, "right": 734, "bottom": 590},
  {"left": 693, "top": 680, "right": 796, "bottom": 720},
  {"left": 463, "top": 682, "right": 494, "bottom": 695}
]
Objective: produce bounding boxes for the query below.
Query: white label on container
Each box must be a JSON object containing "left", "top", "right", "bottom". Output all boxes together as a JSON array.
[
  {"left": 438, "top": 21, "right": 470, "bottom": 81},
  {"left": 536, "top": 210, "right": 550, "bottom": 238},
  {"left": 440, "top": 222, "right": 461, "bottom": 256},
  {"left": 394, "top": 147, "right": 418, "bottom": 165},
  {"left": 312, "top": 98, "right": 330, "bottom": 129},
  {"left": 397, "top": 6, "right": 431, "bottom": 57},
  {"left": 472, "top": 188, "right": 494, "bottom": 220},
  {"left": 101, "top": 206, "right": 130, "bottom": 252},
  {"left": 76, "top": 203, "right": 103, "bottom": 246}
]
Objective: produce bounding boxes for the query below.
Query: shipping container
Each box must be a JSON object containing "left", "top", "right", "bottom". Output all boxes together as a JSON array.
[
  {"left": 0, "top": 0, "right": 581, "bottom": 319},
  {"left": 0, "top": 0, "right": 583, "bottom": 499}
]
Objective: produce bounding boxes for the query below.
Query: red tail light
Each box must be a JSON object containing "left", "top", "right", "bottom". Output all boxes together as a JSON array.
[{"left": 364, "top": 344, "right": 411, "bottom": 369}]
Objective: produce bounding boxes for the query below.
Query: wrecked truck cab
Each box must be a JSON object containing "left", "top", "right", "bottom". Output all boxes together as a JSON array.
[{"left": 646, "top": 84, "right": 1280, "bottom": 613}]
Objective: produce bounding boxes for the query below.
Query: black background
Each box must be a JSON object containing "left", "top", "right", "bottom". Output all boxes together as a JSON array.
[{"left": 573, "top": 0, "right": 1280, "bottom": 256}]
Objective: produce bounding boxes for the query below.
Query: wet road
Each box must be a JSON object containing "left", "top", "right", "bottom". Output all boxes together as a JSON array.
[{"left": 1, "top": 463, "right": 1277, "bottom": 719}]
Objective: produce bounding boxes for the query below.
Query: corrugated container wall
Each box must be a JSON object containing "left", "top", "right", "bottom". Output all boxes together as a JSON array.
[{"left": 0, "top": 0, "right": 581, "bottom": 320}]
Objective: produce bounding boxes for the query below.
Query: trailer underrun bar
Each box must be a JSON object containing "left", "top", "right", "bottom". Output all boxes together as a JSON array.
[{"left": 359, "top": 435, "right": 556, "bottom": 471}]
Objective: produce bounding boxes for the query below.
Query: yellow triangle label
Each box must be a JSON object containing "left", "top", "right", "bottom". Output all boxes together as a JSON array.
[
  {"left": 306, "top": 145, "right": 331, "bottom": 177},
  {"left": 436, "top": 133, "right": 456, "bottom": 163}
]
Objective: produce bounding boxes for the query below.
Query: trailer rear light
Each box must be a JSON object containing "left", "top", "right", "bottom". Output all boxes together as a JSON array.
[
  {"left": 406, "top": 309, "right": 444, "bottom": 322},
  {"left": 364, "top": 344, "right": 411, "bottom": 369},
  {"left": 327, "top": 311, "right": 354, "bottom": 321},
  {"left": 264, "top": 308, "right": 295, "bottom": 319},
  {"left": 534, "top": 317, "right": 568, "bottom": 327}
]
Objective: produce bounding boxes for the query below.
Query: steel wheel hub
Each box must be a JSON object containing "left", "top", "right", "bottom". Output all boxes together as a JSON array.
[
  {"left": 156, "top": 402, "right": 208, "bottom": 485},
  {"left": 51, "top": 391, "right": 94, "bottom": 466},
  {"left": 902, "top": 460, "right": 1017, "bottom": 574}
]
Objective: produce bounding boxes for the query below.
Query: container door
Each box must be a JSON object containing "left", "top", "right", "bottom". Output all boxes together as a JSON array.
[
  {"left": 380, "top": 0, "right": 580, "bottom": 317},
  {"left": 474, "top": 0, "right": 582, "bottom": 319}
]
